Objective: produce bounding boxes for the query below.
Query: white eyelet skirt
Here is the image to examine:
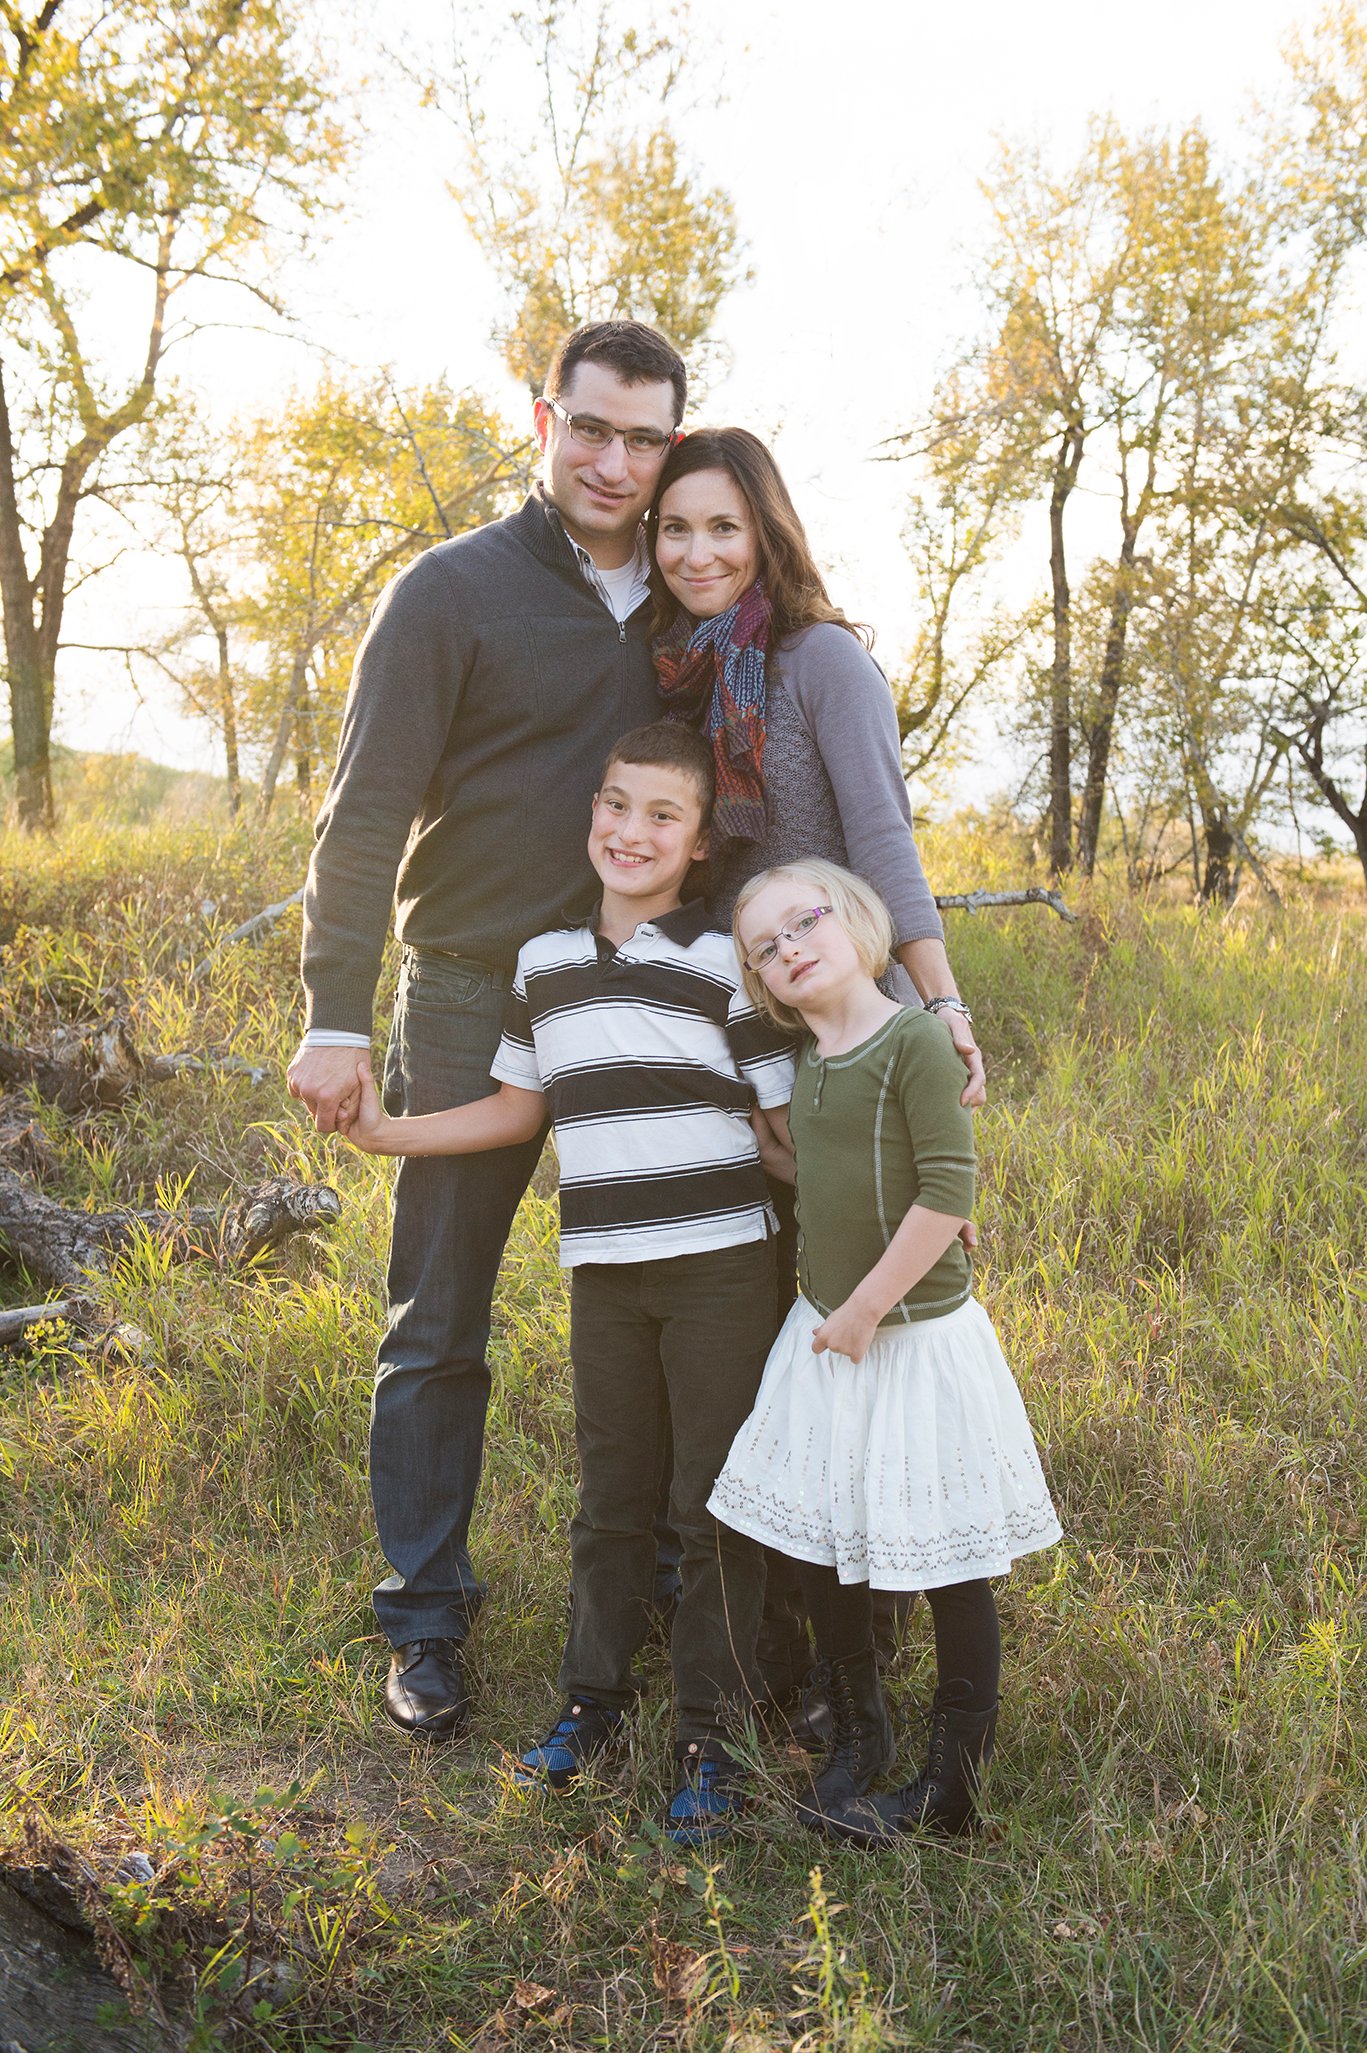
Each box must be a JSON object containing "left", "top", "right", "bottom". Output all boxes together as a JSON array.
[{"left": 707, "top": 1293, "right": 1062, "bottom": 1590}]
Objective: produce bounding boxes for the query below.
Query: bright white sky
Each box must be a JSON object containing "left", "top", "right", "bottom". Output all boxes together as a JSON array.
[{"left": 61, "top": 0, "right": 1336, "bottom": 798}]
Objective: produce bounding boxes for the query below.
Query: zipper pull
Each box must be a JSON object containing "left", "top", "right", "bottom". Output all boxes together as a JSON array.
[{"left": 618, "top": 619, "right": 626, "bottom": 643}]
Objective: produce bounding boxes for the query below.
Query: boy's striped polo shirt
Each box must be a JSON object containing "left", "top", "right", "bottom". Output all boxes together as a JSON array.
[{"left": 490, "top": 898, "right": 796, "bottom": 1266}]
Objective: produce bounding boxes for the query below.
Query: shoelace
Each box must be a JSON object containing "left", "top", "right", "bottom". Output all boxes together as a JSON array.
[
  {"left": 533, "top": 1715, "right": 581, "bottom": 1750},
  {"left": 826, "top": 1677, "right": 866, "bottom": 1772}
]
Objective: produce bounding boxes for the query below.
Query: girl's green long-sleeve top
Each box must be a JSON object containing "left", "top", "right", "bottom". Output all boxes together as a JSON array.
[{"left": 792, "top": 1007, "right": 977, "bottom": 1327}]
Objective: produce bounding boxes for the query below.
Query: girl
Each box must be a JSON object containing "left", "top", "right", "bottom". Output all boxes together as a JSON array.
[{"left": 709, "top": 859, "right": 1061, "bottom": 1844}]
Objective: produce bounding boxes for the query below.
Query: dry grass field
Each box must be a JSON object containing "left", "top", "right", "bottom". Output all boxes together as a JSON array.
[{"left": 0, "top": 814, "right": 1363, "bottom": 2051}]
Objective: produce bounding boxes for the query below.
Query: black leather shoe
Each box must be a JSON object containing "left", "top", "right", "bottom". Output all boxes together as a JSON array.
[
  {"left": 383, "top": 1637, "right": 470, "bottom": 1740},
  {"left": 763, "top": 1658, "right": 834, "bottom": 1754}
]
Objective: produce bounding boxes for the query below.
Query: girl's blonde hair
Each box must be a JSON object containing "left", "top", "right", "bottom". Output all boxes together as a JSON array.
[{"left": 732, "top": 860, "right": 894, "bottom": 1030}]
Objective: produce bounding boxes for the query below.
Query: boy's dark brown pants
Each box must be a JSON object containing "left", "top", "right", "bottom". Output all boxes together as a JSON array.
[{"left": 559, "top": 1237, "right": 776, "bottom": 1747}]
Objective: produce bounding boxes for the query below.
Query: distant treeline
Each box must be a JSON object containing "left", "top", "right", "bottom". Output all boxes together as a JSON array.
[{"left": 2, "top": 2, "right": 1366, "bottom": 897}]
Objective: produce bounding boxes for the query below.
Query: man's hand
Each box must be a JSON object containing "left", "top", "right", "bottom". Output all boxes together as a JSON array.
[
  {"left": 286, "top": 1040, "right": 367, "bottom": 1135},
  {"left": 941, "top": 1007, "right": 986, "bottom": 1110},
  {"left": 811, "top": 1292, "right": 883, "bottom": 1366}
]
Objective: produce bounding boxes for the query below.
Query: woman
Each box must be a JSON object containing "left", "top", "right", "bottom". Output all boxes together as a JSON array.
[
  {"left": 648, "top": 427, "right": 984, "bottom": 1099},
  {"left": 648, "top": 427, "right": 986, "bottom": 1718}
]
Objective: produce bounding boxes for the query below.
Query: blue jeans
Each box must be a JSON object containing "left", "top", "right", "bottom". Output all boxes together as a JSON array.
[{"left": 370, "top": 947, "right": 549, "bottom": 1645}]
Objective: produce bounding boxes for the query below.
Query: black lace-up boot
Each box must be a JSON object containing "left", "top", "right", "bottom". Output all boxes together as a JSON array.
[
  {"left": 826, "top": 1682, "right": 998, "bottom": 1845},
  {"left": 794, "top": 1647, "right": 894, "bottom": 1833}
]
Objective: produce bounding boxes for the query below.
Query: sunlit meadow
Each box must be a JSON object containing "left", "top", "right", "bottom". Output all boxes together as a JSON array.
[{"left": 0, "top": 812, "right": 1363, "bottom": 2050}]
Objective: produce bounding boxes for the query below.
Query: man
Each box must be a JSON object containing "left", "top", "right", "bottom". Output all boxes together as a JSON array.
[{"left": 287, "top": 321, "right": 687, "bottom": 1739}]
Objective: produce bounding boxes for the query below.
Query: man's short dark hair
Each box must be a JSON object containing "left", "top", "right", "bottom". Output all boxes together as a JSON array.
[
  {"left": 547, "top": 322, "right": 687, "bottom": 425},
  {"left": 603, "top": 721, "right": 714, "bottom": 827}
]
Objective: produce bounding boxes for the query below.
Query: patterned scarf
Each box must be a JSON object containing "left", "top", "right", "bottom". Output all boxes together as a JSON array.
[{"left": 653, "top": 580, "right": 772, "bottom": 847}]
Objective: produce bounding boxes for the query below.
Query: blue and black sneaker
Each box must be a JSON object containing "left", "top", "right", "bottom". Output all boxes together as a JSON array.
[
  {"left": 665, "top": 1740, "right": 750, "bottom": 1846},
  {"left": 513, "top": 1696, "right": 624, "bottom": 1792}
]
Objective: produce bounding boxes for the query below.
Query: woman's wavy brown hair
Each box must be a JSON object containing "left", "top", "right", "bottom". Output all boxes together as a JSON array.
[{"left": 647, "top": 427, "right": 870, "bottom": 646}]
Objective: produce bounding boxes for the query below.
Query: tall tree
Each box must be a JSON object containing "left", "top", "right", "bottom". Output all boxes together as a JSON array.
[
  {"left": 240, "top": 375, "right": 527, "bottom": 816},
  {"left": 890, "top": 389, "right": 1037, "bottom": 779},
  {"left": 415, "top": 0, "right": 746, "bottom": 394},
  {"left": 1071, "top": 130, "right": 1253, "bottom": 875},
  {"left": 0, "top": 1, "right": 344, "bottom": 828},
  {"left": 974, "top": 126, "right": 1135, "bottom": 873},
  {"left": 1268, "top": 582, "right": 1367, "bottom": 886},
  {"left": 892, "top": 7, "right": 1367, "bottom": 892}
]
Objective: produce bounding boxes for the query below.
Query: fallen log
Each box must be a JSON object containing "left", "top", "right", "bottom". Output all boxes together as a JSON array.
[
  {"left": 933, "top": 887, "right": 1078, "bottom": 922},
  {"left": 0, "top": 1021, "right": 269, "bottom": 1116},
  {"left": 0, "top": 1100, "right": 58, "bottom": 1179},
  {"left": 0, "top": 1857, "right": 183, "bottom": 2052},
  {"left": 0, "top": 1298, "right": 76, "bottom": 1344},
  {"left": 0, "top": 1170, "right": 341, "bottom": 1296}
]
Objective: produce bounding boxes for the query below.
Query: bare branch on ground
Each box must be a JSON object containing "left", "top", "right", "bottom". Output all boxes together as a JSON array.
[
  {"left": 188, "top": 885, "right": 305, "bottom": 981},
  {"left": 0, "top": 1169, "right": 341, "bottom": 1298},
  {"left": 0, "top": 1022, "right": 270, "bottom": 1116},
  {"left": 933, "top": 887, "right": 1079, "bottom": 922}
]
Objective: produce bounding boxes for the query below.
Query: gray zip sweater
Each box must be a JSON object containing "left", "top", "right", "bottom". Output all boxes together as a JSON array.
[{"left": 302, "top": 493, "right": 659, "bottom": 1036}]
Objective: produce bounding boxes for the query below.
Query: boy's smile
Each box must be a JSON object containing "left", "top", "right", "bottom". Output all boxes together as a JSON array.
[{"left": 589, "top": 759, "right": 709, "bottom": 941}]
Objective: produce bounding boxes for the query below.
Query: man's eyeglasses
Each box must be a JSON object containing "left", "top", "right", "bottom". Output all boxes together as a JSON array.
[
  {"left": 743, "top": 906, "right": 834, "bottom": 973},
  {"left": 544, "top": 396, "right": 680, "bottom": 462}
]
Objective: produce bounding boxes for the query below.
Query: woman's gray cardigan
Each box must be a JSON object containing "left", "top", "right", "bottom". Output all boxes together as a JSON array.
[{"left": 706, "top": 623, "right": 944, "bottom": 992}]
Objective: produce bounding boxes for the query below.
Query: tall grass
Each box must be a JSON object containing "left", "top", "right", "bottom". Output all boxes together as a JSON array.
[{"left": 0, "top": 817, "right": 1364, "bottom": 2049}]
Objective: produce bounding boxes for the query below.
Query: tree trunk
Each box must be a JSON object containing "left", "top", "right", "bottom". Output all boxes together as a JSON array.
[
  {"left": 0, "top": 356, "right": 54, "bottom": 831},
  {"left": 1047, "top": 419, "right": 1084, "bottom": 875},
  {"left": 2, "top": 226, "right": 172, "bottom": 831},
  {"left": 1351, "top": 818, "right": 1367, "bottom": 891},
  {"left": 1290, "top": 723, "right": 1367, "bottom": 891},
  {"left": 294, "top": 682, "right": 312, "bottom": 804},
  {"left": 256, "top": 646, "right": 309, "bottom": 819},
  {"left": 216, "top": 620, "right": 240, "bottom": 818},
  {"left": 1077, "top": 523, "right": 1139, "bottom": 877},
  {"left": 1199, "top": 809, "right": 1235, "bottom": 904}
]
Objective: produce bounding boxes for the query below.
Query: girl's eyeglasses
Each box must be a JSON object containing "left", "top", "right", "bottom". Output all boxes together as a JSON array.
[{"left": 743, "top": 905, "right": 834, "bottom": 973}]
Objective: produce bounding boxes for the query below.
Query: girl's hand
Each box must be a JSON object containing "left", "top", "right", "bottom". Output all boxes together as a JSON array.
[
  {"left": 341, "top": 1060, "right": 392, "bottom": 1154},
  {"left": 811, "top": 1295, "right": 882, "bottom": 1365}
]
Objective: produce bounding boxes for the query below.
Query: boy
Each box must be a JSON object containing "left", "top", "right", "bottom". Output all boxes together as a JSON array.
[{"left": 344, "top": 723, "right": 794, "bottom": 1841}]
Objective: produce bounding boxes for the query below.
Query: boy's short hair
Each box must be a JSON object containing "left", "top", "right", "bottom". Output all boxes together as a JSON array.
[
  {"left": 602, "top": 722, "right": 715, "bottom": 829},
  {"left": 547, "top": 321, "right": 688, "bottom": 424},
  {"left": 732, "top": 859, "right": 894, "bottom": 1029}
]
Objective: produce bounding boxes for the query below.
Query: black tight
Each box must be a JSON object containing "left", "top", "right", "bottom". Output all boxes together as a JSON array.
[{"left": 796, "top": 1561, "right": 1001, "bottom": 1711}]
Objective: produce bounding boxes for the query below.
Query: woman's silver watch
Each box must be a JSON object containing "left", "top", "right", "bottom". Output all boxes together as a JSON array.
[{"left": 925, "top": 996, "right": 974, "bottom": 1024}]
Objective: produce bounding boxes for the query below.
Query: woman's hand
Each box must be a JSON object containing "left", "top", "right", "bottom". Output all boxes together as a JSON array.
[
  {"left": 941, "top": 1006, "right": 986, "bottom": 1109},
  {"left": 894, "top": 941, "right": 986, "bottom": 1108},
  {"left": 811, "top": 1293, "right": 882, "bottom": 1365}
]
